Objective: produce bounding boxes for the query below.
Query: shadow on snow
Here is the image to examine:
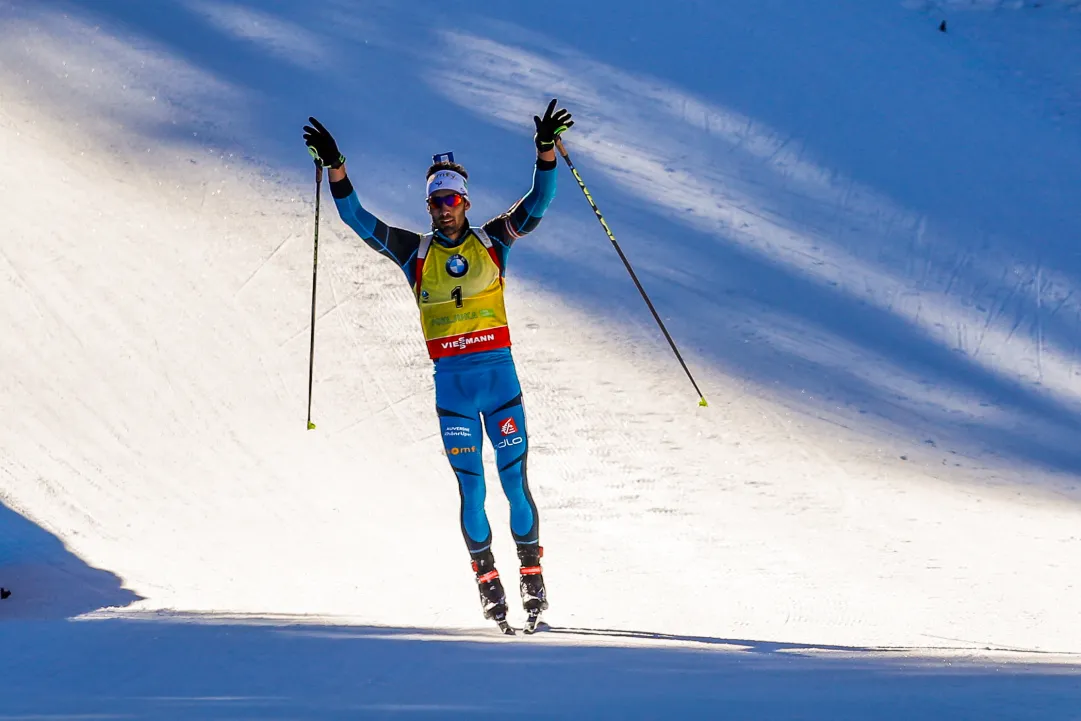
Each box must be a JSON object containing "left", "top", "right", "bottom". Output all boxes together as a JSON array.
[
  {"left": 1, "top": 613, "right": 1080, "bottom": 720},
  {"left": 0, "top": 498, "right": 141, "bottom": 620}
]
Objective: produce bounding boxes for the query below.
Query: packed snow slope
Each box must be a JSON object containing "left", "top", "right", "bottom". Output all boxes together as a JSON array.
[{"left": 2, "top": 0, "right": 1081, "bottom": 717}]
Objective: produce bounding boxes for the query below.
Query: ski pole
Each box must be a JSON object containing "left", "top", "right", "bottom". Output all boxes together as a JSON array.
[
  {"left": 555, "top": 137, "right": 708, "bottom": 407},
  {"left": 306, "top": 161, "right": 323, "bottom": 429}
]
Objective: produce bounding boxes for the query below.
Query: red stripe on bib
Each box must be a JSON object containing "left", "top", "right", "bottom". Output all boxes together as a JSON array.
[{"left": 427, "top": 326, "right": 511, "bottom": 359}]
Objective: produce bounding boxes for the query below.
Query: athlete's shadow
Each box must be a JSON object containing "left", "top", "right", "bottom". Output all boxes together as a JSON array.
[
  {"left": 543, "top": 625, "right": 1051, "bottom": 656},
  {"left": 544, "top": 624, "right": 859, "bottom": 652}
]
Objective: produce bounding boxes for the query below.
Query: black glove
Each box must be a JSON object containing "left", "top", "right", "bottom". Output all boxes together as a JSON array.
[
  {"left": 533, "top": 99, "right": 573, "bottom": 151},
  {"left": 303, "top": 117, "right": 345, "bottom": 169}
]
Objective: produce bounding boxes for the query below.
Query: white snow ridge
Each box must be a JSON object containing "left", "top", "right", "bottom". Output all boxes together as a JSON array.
[{"left": 1, "top": 0, "right": 1080, "bottom": 718}]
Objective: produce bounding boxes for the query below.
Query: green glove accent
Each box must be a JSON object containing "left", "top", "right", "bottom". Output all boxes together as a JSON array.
[{"left": 307, "top": 145, "right": 345, "bottom": 169}]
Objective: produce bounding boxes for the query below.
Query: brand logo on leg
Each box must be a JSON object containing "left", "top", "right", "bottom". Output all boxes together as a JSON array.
[{"left": 499, "top": 417, "right": 518, "bottom": 436}]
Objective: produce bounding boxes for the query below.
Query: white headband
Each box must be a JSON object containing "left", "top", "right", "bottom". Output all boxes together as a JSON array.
[{"left": 426, "top": 169, "right": 468, "bottom": 199}]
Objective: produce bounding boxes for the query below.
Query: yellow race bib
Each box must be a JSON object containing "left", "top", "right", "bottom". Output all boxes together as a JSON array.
[{"left": 414, "top": 228, "right": 511, "bottom": 359}]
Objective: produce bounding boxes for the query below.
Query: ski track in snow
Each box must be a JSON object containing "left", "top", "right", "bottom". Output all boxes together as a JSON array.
[{"left": 2, "top": 0, "right": 1081, "bottom": 718}]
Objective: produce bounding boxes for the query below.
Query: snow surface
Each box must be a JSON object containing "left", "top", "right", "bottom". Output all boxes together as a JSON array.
[{"left": 2, "top": 0, "right": 1081, "bottom": 717}]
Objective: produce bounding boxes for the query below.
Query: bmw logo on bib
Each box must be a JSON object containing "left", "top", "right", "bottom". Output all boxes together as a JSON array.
[{"left": 446, "top": 254, "right": 469, "bottom": 278}]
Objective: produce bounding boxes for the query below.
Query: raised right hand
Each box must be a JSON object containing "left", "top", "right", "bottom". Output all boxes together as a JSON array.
[{"left": 533, "top": 99, "right": 573, "bottom": 151}]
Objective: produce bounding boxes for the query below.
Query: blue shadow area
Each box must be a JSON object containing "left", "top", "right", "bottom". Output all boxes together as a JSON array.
[
  {"left": 1, "top": 615, "right": 1079, "bottom": 720},
  {"left": 0, "top": 499, "right": 141, "bottom": 619},
  {"left": 8, "top": 0, "right": 1081, "bottom": 482}
]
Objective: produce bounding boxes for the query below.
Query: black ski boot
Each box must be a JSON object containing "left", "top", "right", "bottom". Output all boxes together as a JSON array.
[
  {"left": 471, "top": 551, "right": 512, "bottom": 634},
  {"left": 517, "top": 545, "right": 547, "bottom": 633}
]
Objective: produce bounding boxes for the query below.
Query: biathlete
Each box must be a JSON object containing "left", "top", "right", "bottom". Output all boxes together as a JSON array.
[{"left": 303, "top": 99, "right": 573, "bottom": 630}]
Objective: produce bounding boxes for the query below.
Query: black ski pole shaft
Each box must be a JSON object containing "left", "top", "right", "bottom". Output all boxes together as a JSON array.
[
  {"left": 306, "top": 161, "right": 323, "bottom": 429},
  {"left": 555, "top": 138, "right": 708, "bottom": 407}
]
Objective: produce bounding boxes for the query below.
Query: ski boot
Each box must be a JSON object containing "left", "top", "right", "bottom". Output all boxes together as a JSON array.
[
  {"left": 472, "top": 551, "right": 513, "bottom": 635},
  {"left": 517, "top": 545, "right": 548, "bottom": 634}
]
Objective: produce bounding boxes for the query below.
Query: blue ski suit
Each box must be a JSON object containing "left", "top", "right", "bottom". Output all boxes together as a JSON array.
[{"left": 331, "top": 157, "right": 556, "bottom": 557}]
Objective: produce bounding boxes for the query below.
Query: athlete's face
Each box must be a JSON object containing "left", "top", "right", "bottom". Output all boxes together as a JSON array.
[{"left": 428, "top": 190, "right": 470, "bottom": 237}]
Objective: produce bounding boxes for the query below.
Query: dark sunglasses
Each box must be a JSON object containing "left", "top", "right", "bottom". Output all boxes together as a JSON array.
[{"left": 428, "top": 193, "right": 465, "bottom": 209}]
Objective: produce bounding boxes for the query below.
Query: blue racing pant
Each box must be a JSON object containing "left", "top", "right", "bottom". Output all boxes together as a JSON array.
[{"left": 434, "top": 349, "right": 538, "bottom": 557}]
